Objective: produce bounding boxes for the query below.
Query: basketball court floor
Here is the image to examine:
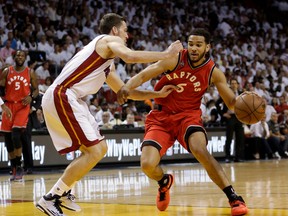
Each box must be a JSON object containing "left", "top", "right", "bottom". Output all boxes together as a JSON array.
[{"left": 1, "top": 159, "right": 288, "bottom": 216}]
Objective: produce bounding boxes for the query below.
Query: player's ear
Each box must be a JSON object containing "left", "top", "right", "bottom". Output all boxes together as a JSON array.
[
  {"left": 111, "top": 26, "right": 118, "bottom": 35},
  {"left": 206, "top": 44, "right": 211, "bottom": 52}
]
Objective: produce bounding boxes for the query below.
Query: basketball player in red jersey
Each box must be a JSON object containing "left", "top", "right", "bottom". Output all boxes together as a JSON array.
[
  {"left": 0, "top": 50, "right": 39, "bottom": 181},
  {"left": 117, "top": 29, "right": 248, "bottom": 216},
  {"left": 35, "top": 13, "right": 182, "bottom": 216}
]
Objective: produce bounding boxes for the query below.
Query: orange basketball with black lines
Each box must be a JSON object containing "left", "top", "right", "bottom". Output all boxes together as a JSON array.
[{"left": 234, "top": 92, "right": 266, "bottom": 125}]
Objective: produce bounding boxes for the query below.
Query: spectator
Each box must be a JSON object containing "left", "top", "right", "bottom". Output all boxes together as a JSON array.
[
  {"left": 37, "top": 35, "right": 51, "bottom": 57},
  {"left": 95, "top": 102, "right": 114, "bottom": 123},
  {"left": 275, "top": 95, "right": 288, "bottom": 118},
  {"left": 99, "top": 111, "right": 114, "bottom": 130},
  {"left": 28, "top": 36, "right": 38, "bottom": 51},
  {"left": 146, "top": 78, "right": 158, "bottom": 91},
  {"left": 47, "top": 43, "right": 65, "bottom": 76},
  {"left": 205, "top": 99, "right": 220, "bottom": 127},
  {"left": 267, "top": 112, "right": 288, "bottom": 158},
  {"left": 204, "top": 86, "right": 219, "bottom": 102},
  {"left": 60, "top": 42, "right": 73, "bottom": 63},
  {"left": 35, "top": 61, "right": 51, "bottom": 84},
  {"left": 263, "top": 96, "right": 277, "bottom": 122},
  {"left": 115, "top": 57, "right": 127, "bottom": 82},
  {"left": 4, "top": 31, "right": 17, "bottom": 50},
  {"left": 249, "top": 115, "right": 274, "bottom": 159},
  {"left": 121, "top": 113, "right": 139, "bottom": 127},
  {"left": 38, "top": 76, "right": 53, "bottom": 94},
  {"left": 0, "top": 39, "right": 14, "bottom": 63},
  {"left": 0, "top": 27, "right": 7, "bottom": 46},
  {"left": 88, "top": 97, "right": 100, "bottom": 117}
]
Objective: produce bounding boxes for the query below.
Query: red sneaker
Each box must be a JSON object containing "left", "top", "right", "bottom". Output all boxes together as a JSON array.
[
  {"left": 156, "top": 174, "right": 174, "bottom": 211},
  {"left": 229, "top": 196, "right": 248, "bottom": 216}
]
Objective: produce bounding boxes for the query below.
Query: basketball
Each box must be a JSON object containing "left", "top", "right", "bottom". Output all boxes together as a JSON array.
[{"left": 234, "top": 92, "right": 266, "bottom": 125}]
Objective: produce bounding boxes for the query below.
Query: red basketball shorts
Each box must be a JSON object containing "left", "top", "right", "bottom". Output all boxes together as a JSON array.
[
  {"left": 1, "top": 101, "right": 30, "bottom": 132},
  {"left": 143, "top": 109, "right": 207, "bottom": 156}
]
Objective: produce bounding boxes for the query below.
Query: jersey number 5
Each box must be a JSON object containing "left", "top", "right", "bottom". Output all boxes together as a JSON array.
[
  {"left": 176, "top": 83, "right": 187, "bottom": 93},
  {"left": 176, "top": 83, "right": 201, "bottom": 93},
  {"left": 15, "top": 82, "right": 21, "bottom": 91}
]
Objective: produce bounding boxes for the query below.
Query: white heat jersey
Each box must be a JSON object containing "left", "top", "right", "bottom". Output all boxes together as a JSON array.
[
  {"left": 42, "top": 35, "right": 114, "bottom": 154},
  {"left": 53, "top": 34, "right": 114, "bottom": 98}
]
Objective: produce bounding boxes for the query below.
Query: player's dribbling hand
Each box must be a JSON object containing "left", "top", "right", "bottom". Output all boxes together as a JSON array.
[
  {"left": 157, "top": 85, "right": 179, "bottom": 98},
  {"left": 166, "top": 40, "right": 183, "bottom": 57},
  {"left": 117, "top": 86, "right": 129, "bottom": 105}
]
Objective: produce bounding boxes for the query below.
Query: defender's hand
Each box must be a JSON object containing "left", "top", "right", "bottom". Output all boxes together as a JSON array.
[
  {"left": 157, "top": 85, "right": 178, "bottom": 98},
  {"left": 117, "top": 86, "right": 130, "bottom": 105},
  {"left": 165, "top": 40, "right": 183, "bottom": 57}
]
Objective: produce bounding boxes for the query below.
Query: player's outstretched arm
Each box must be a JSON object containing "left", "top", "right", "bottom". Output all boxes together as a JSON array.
[
  {"left": 117, "top": 56, "right": 178, "bottom": 104},
  {"left": 106, "top": 66, "right": 176, "bottom": 102},
  {"left": 127, "top": 85, "right": 177, "bottom": 100},
  {"left": 211, "top": 67, "right": 236, "bottom": 111},
  {"left": 106, "top": 37, "right": 183, "bottom": 63}
]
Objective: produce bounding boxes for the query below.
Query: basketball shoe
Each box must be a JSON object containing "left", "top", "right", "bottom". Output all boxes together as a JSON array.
[
  {"left": 59, "top": 190, "right": 81, "bottom": 212},
  {"left": 229, "top": 195, "right": 248, "bottom": 216},
  {"left": 36, "top": 194, "right": 65, "bottom": 216},
  {"left": 10, "top": 167, "right": 16, "bottom": 181},
  {"left": 156, "top": 174, "right": 174, "bottom": 211},
  {"left": 14, "top": 166, "right": 24, "bottom": 181}
]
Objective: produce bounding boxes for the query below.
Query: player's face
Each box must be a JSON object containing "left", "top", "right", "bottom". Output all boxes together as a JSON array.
[
  {"left": 187, "top": 35, "right": 210, "bottom": 63},
  {"left": 14, "top": 51, "right": 26, "bottom": 67},
  {"left": 117, "top": 21, "right": 129, "bottom": 45}
]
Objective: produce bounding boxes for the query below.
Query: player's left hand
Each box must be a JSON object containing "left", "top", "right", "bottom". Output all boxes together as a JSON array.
[
  {"left": 22, "top": 95, "right": 32, "bottom": 106},
  {"left": 157, "top": 85, "right": 178, "bottom": 98},
  {"left": 117, "top": 86, "right": 129, "bottom": 105}
]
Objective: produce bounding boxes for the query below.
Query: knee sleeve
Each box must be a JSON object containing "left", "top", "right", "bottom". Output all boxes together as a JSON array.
[
  {"left": 4, "top": 132, "right": 13, "bottom": 153},
  {"left": 12, "top": 128, "right": 23, "bottom": 149}
]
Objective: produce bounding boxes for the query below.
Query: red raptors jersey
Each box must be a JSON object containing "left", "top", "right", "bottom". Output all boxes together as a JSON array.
[
  {"left": 154, "top": 49, "right": 215, "bottom": 113},
  {"left": 5, "top": 66, "right": 31, "bottom": 102}
]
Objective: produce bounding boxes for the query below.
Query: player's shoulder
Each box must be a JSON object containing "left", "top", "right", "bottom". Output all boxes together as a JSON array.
[
  {"left": 100, "top": 34, "right": 123, "bottom": 43},
  {"left": 210, "top": 66, "right": 226, "bottom": 83},
  {"left": 211, "top": 66, "right": 223, "bottom": 76}
]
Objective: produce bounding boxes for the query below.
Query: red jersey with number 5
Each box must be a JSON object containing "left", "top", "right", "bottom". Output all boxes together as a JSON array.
[
  {"left": 154, "top": 49, "right": 215, "bottom": 113},
  {"left": 5, "top": 66, "right": 31, "bottom": 102}
]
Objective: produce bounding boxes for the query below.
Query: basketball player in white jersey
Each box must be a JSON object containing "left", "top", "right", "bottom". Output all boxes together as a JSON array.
[{"left": 36, "top": 13, "right": 183, "bottom": 216}]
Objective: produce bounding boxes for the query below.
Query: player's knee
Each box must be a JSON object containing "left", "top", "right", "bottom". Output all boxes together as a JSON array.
[
  {"left": 4, "top": 132, "right": 13, "bottom": 153},
  {"left": 86, "top": 141, "right": 107, "bottom": 162},
  {"left": 189, "top": 141, "right": 208, "bottom": 158},
  {"left": 141, "top": 157, "right": 155, "bottom": 173}
]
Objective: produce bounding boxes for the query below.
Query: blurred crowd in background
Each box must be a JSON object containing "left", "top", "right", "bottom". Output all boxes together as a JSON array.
[{"left": 0, "top": 0, "right": 287, "bottom": 147}]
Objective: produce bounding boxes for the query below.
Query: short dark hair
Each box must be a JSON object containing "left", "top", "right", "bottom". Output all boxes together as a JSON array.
[
  {"left": 190, "top": 28, "right": 211, "bottom": 44},
  {"left": 230, "top": 78, "right": 239, "bottom": 84},
  {"left": 14, "top": 50, "right": 26, "bottom": 58},
  {"left": 99, "top": 13, "right": 126, "bottom": 34}
]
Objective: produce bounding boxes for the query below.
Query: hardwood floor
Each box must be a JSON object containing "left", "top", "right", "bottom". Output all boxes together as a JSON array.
[{"left": 1, "top": 159, "right": 288, "bottom": 216}]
